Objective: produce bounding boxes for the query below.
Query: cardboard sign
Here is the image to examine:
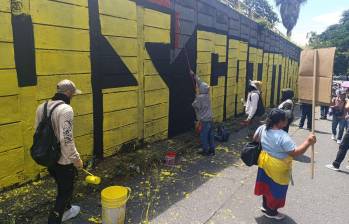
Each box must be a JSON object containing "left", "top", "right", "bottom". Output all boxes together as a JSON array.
[{"left": 298, "top": 48, "right": 336, "bottom": 104}]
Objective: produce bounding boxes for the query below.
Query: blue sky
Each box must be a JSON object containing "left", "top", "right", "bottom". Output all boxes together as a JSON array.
[{"left": 267, "top": 0, "right": 349, "bottom": 46}]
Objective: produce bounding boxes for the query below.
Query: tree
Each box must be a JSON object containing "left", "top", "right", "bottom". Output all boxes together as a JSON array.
[
  {"left": 275, "top": 0, "right": 307, "bottom": 37},
  {"left": 308, "top": 10, "right": 349, "bottom": 77},
  {"left": 243, "top": 0, "right": 279, "bottom": 25}
]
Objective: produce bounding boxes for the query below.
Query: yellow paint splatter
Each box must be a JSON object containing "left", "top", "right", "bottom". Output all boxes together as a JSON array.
[
  {"left": 88, "top": 216, "right": 102, "bottom": 223},
  {"left": 200, "top": 171, "right": 219, "bottom": 178}
]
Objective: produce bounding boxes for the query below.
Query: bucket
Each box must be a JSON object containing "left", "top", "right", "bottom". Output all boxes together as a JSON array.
[
  {"left": 101, "top": 186, "right": 131, "bottom": 224},
  {"left": 165, "top": 151, "right": 176, "bottom": 166}
]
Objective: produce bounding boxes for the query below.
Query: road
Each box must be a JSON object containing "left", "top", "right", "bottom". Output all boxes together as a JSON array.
[{"left": 150, "top": 117, "right": 349, "bottom": 224}]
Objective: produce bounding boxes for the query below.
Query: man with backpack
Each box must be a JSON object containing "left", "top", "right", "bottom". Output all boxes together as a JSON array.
[
  {"left": 278, "top": 89, "right": 294, "bottom": 133},
  {"left": 34, "top": 80, "right": 83, "bottom": 224},
  {"left": 242, "top": 80, "right": 265, "bottom": 137}
]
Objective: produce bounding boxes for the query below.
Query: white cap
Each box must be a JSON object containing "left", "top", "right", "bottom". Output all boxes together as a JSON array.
[{"left": 57, "top": 79, "right": 82, "bottom": 95}]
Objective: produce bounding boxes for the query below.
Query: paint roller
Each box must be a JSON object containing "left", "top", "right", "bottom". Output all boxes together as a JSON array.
[{"left": 82, "top": 168, "right": 101, "bottom": 185}]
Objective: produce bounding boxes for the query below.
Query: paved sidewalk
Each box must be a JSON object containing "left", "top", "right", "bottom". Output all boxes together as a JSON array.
[
  {"left": 2, "top": 111, "right": 349, "bottom": 224},
  {"left": 151, "top": 117, "right": 349, "bottom": 224}
]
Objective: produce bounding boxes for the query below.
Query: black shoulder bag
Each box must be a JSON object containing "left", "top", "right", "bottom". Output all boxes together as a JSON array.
[{"left": 240, "top": 126, "right": 263, "bottom": 166}]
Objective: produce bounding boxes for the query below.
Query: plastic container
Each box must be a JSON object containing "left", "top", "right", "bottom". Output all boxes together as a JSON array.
[
  {"left": 101, "top": 186, "right": 131, "bottom": 224},
  {"left": 165, "top": 151, "right": 176, "bottom": 166}
]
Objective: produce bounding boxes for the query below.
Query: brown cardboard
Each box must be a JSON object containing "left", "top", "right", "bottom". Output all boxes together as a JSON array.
[
  {"left": 299, "top": 48, "right": 336, "bottom": 78},
  {"left": 317, "top": 47, "right": 336, "bottom": 77},
  {"left": 298, "top": 48, "right": 336, "bottom": 105},
  {"left": 299, "top": 50, "right": 314, "bottom": 77},
  {"left": 298, "top": 76, "right": 332, "bottom": 104}
]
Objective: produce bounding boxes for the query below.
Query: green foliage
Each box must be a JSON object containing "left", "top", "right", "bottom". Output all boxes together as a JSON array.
[
  {"left": 275, "top": 0, "right": 307, "bottom": 37},
  {"left": 308, "top": 10, "right": 349, "bottom": 76},
  {"left": 242, "top": 0, "right": 279, "bottom": 25}
]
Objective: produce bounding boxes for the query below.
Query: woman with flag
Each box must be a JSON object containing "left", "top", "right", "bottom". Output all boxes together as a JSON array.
[{"left": 253, "top": 109, "right": 316, "bottom": 220}]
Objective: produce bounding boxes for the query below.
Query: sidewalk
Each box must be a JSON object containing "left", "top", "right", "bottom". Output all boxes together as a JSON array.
[
  {"left": 151, "top": 114, "right": 349, "bottom": 224},
  {"left": 3, "top": 109, "right": 348, "bottom": 224}
]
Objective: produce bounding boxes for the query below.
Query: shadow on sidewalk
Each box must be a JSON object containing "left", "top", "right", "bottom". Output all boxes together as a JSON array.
[{"left": 255, "top": 215, "right": 298, "bottom": 224}]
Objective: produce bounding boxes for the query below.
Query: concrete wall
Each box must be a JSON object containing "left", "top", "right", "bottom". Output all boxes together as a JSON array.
[{"left": 0, "top": 0, "right": 300, "bottom": 188}]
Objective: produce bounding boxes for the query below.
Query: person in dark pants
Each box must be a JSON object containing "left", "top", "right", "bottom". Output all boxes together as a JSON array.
[
  {"left": 330, "top": 90, "right": 347, "bottom": 144},
  {"left": 48, "top": 164, "right": 77, "bottom": 221},
  {"left": 326, "top": 131, "right": 349, "bottom": 171},
  {"left": 299, "top": 103, "right": 312, "bottom": 130},
  {"left": 35, "top": 80, "right": 83, "bottom": 224},
  {"left": 320, "top": 106, "right": 329, "bottom": 120}
]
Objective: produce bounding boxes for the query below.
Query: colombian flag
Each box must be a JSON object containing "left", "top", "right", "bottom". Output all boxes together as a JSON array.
[{"left": 255, "top": 150, "right": 293, "bottom": 209}]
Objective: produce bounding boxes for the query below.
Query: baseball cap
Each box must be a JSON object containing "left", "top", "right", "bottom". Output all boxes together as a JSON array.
[{"left": 57, "top": 79, "right": 82, "bottom": 95}]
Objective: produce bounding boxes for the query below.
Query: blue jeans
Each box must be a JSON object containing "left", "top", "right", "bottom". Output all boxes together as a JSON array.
[
  {"left": 333, "top": 131, "right": 349, "bottom": 168},
  {"left": 200, "top": 121, "right": 215, "bottom": 153},
  {"left": 320, "top": 106, "right": 329, "bottom": 118},
  {"left": 332, "top": 116, "right": 346, "bottom": 140}
]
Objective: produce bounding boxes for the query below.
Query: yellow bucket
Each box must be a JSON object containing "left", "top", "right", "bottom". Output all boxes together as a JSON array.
[{"left": 101, "top": 186, "right": 131, "bottom": 224}]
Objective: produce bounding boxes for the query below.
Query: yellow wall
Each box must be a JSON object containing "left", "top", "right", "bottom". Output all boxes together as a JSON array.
[
  {"left": 196, "top": 31, "right": 227, "bottom": 122},
  {"left": 227, "top": 39, "right": 238, "bottom": 117}
]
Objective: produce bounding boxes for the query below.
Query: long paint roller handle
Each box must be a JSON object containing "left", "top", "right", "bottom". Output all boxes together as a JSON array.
[{"left": 82, "top": 168, "right": 94, "bottom": 176}]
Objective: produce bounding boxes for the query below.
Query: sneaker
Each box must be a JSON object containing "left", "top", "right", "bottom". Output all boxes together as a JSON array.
[
  {"left": 326, "top": 164, "right": 339, "bottom": 171},
  {"left": 337, "top": 139, "right": 342, "bottom": 144},
  {"left": 260, "top": 206, "right": 267, "bottom": 213},
  {"left": 331, "top": 135, "right": 336, "bottom": 140},
  {"left": 346, "top": 166, "right": 349, "bottom": 170},
  {"left": 263, "top": 212, "right": 286, "bottom": 220},
  {"left": 62, "top": 205, "right": 80, "bottom": 222}
]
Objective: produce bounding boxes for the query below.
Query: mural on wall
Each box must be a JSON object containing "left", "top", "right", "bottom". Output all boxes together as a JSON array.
[{"left": 0, "top": 0, "right": 301, "bottom": 189}]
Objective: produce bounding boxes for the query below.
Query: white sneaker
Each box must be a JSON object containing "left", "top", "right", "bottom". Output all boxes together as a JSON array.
[
  {"left": 337, "top": 139, "right": 342, "bottom": 144},
  {"left": 331, "top": 135, "right": 336, "bottom": 140},
  {"left": 260, "top": 206, "right": 267, "bottom": 213},
  {"left": 263, "top": 212, "right": 286, "bottom": 220},
  {"left": 326, "top": 164, "right": 339, "bottom": 171},
  {"left": 62, "top": 205, "right": 80, "bottom": 222}
]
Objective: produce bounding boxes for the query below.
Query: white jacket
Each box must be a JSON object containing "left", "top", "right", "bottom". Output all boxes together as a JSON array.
[
  {"left": 245, "top": 90, "right": 260, "bottom": 120},
  {"left": 35, "top": 100, "right": 80, "bottom": 165}
]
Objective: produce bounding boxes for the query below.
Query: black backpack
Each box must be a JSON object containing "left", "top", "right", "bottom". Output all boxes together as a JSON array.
[
  {"left": 254, "top": 93, "right": 265, "bottom": 117},
  {"left": 31, "top": 102, "right": 64, "bottom": 167},
  {"left": 214, "top": 125, "right": 230, "bottom": 142}
]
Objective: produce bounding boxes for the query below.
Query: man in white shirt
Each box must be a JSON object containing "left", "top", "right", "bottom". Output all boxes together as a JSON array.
[
  {"left": 35, "top": 80, "right": 83, "bottom": 224},
  {"left": 242, "top": 80, "right": 263, "bottom": 137}
]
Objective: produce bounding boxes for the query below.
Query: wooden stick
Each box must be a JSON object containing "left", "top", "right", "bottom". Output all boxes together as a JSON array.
[{"left": 311, "top": 50, "right": 318, "bottom": 179}]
